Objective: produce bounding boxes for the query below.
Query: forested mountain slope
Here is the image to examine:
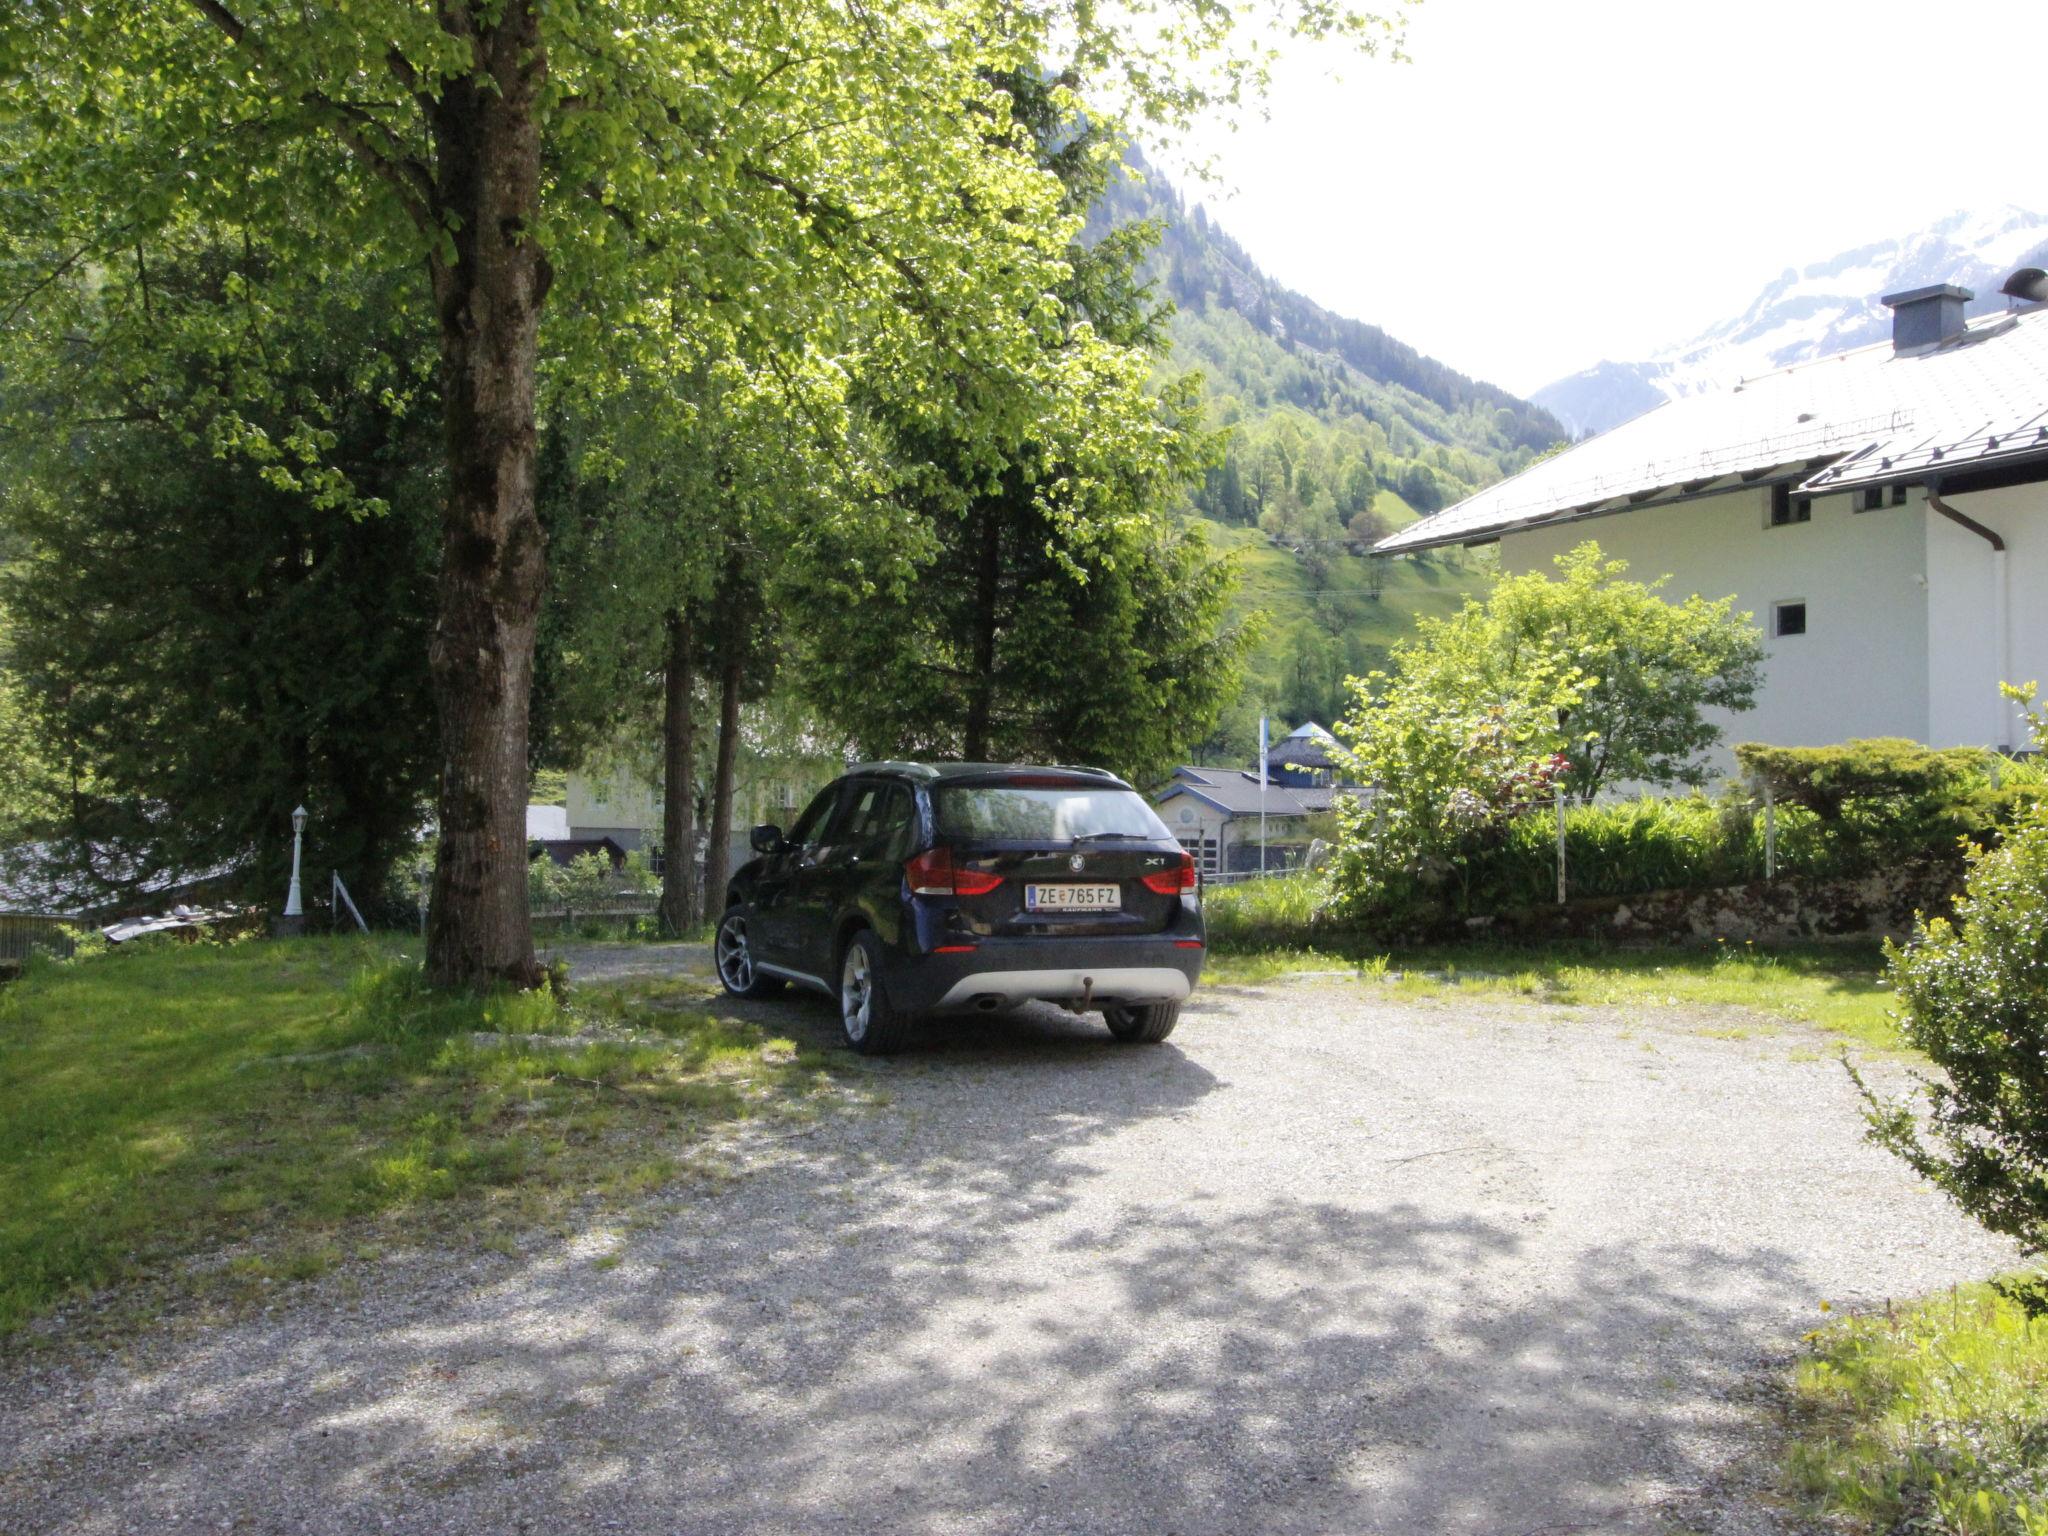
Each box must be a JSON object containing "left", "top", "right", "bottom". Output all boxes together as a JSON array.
[{"left": 1089, "top": 157, "right": 1560, "bottom": 754}]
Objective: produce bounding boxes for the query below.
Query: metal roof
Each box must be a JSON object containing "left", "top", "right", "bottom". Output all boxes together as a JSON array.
[
  {"left": 1156, "top": 775, "right": 1354, "bottom": 818},
  {"left": 1377, "top": 304, "right": 2048, "bottom": 554}
]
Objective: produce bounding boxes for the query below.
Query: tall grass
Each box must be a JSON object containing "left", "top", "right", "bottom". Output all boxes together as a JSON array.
[
  {"left": 1202, "top": 874, "right": 1328, "bottom": 951},
  {"left": 1787, "top": 1282, "right": 2048, "bottom": 1534}
]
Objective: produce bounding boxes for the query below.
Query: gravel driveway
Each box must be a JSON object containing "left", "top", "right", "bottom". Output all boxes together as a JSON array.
[{"left": 0, "top": 971, "right": 2014, "bottom": 1535}]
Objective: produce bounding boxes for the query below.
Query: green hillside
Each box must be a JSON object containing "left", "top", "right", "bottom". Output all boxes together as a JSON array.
[
  {"left": 1194, "top": 517, "right": 1493, "bottom": 760},
  {"left": 1089, "top": 156, "right": 1558, "bottom": 758}
]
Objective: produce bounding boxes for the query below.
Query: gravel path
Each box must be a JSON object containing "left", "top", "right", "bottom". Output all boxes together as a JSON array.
[{"left": 0, "top": 972, "right": 2014, "bottom": 1535}]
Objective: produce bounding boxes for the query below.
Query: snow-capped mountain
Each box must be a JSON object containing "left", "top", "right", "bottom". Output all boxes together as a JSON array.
[{"left": 1534, "top": 206, "right": 2048, "bottom": 438}]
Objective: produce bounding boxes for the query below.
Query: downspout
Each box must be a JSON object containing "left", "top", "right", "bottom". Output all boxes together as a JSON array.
[{"left": 1925, "top": 483, "right": 2014, "bottom": 748}]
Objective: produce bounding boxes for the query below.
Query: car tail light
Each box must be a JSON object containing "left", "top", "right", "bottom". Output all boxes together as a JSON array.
[
  {"left": 905, "top": 846, "right": 1003, "bottom": 898},
  {"left": 1140, "top": 851, "right": 1197, "bottom": 895}
]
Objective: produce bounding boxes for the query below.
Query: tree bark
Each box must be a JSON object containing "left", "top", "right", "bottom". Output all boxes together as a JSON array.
[
  {"left": 423, "top": 1, "right": 550, "bottom": 989},
  {"left": 704, "top": 616, "right": 745, "bottom": 913},
  {"left": 963, "top": 506, "right": 1001, "bottom": 760},
  {"left": 658, "top": 610, "right": 700, "bottom": 936}
]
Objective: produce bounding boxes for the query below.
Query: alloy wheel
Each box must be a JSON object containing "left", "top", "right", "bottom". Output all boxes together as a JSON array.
[
  {"left": 716, "top": 915, "right": 754, "bottom": 992},
  {"left": 840, "top": 943, "right": 872, "bottom": 1043}
]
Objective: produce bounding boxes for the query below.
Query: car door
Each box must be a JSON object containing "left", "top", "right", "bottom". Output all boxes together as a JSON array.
[
  {"left": 800, "top": 780, "right": 917, "bottom": 971},
  {"left": 750, "top": 781, "right": 844, "bottom": 974}
]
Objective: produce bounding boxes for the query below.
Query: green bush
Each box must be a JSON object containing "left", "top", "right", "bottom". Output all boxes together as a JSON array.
[
  {"left": 1860, "top": 689, "right": 2048, "bottom": 1311},
  {"left": 1736, "top": 738, "right": 2032, "bottom": 865},
  {"left": 1737, "top": 738, "right": 1991, "bottom": 821},
  {"left": 1202, "top": 874, "right": 1328, "bottom": 951}
]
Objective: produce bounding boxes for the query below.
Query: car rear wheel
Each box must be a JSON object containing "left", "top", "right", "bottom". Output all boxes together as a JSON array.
[
  {"left": 839, "top": 930, "right": 912, "bottom": 1055},
  {"left": 714, "top": 911, "right": 784, "bottom": 999},
  {"left": 1104, "top": 1001, "right": 1180, "bottom": 1044}
]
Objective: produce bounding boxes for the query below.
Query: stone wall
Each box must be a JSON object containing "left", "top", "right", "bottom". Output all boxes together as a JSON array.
[{"left": 1463, "top": 856, "right": 1967, "bottom": 946}]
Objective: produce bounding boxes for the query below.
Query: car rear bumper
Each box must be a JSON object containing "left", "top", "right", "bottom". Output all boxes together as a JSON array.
[{"left": 887, "top": 935, "right": 1205, "bottom": 1014}]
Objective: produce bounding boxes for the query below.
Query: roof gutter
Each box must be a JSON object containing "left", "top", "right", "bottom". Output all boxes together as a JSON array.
[{"left": 1926, "top": 483, "right": 2016, "bottom": 748}]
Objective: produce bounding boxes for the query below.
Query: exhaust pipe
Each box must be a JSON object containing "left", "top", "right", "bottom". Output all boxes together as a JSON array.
[{"left": 974, "top": 994, "right": 1004, "bottom": 1012}]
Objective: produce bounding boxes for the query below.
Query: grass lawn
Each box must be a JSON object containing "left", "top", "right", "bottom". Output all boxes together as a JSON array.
[
  {"left": 1784, "top": 1282, "right": 2048, "bottom": 1533},
  {"left": 0, "top": 935, "right": 840, "bottom": 1343},
  {"left": 1202, "top": 940, "right": 1897, "bottom": 1048},
  {"left": 1199, "top": 871, "right": 1900, "bottom": 1047}
]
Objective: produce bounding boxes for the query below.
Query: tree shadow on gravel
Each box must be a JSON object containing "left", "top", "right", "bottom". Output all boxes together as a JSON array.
[{"left": 3, "top": 994, "right": 1817, "bottom": 1536}]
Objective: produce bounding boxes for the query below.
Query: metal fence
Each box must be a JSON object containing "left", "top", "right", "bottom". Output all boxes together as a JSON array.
[{"left": 0, "top": 913, "right": 79, "bottom": 962}]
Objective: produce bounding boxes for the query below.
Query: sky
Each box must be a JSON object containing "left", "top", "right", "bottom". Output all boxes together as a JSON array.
[{"left": 1166, "top": 0, "right": 2044, "bottom": 397}]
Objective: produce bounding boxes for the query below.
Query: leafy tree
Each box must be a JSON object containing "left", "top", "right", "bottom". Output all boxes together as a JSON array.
[
  {"left": 1858, "top": 686, "right": 2048, "bottom": 1313},
  {"left": 1328, "top": 657, "right": 1583, "bottom": 922},
  {"left": 0, "top": 259, "right": 439, "bottom": 911},
  {"left": 6, "top": 1, "right": 1399, "bottom": 985},
  {"left": 790, "top": 75, "right": 1248, "bottom": 783},
  {"left": 1400, "top": 543, "right": 1763, "bottom": 800},
  {"left": 0, "top": 609, "right": 63, "bottom": 851}
]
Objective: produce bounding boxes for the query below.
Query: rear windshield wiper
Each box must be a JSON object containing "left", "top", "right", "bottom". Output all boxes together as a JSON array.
[{"left": 1072, "top": 831, "right": 1150, "bottom": 843}]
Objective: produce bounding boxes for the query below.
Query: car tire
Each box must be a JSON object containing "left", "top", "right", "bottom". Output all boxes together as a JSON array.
[
  {"left": 839, "top": 929, "right": 913, "bottom": 1055},
  {"left": 714, "top": 910, "right": 784, "bottom": 999},
  {"left": 1104, "top": 1001, "right": 1181, "bottom": 1044}
]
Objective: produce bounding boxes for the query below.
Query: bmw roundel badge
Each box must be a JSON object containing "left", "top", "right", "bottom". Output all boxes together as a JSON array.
[{"left": 1068, "top": 853, "right": 1085, "bottom": 872}]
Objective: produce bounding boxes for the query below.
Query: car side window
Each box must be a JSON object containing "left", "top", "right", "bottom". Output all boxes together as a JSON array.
[
  {"left": 784, "top": 784, "right": 841, "bottom": 855},
  {"left": 818, "top": 781, "right": 912, "bottom": 864},
  {"left": 818, "top": 783, "right": 880, "bottom": 863},
  {"left": 849, "top": 784, "right": 915, "bottom": 863}
]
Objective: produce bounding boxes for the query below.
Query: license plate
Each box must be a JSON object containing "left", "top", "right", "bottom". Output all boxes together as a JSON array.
[{"left": 1025, "top": 883, "right": 1122, "bottom": 913}]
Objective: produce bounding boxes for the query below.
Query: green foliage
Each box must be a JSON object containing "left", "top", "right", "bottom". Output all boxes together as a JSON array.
[
  {"left": 0, "top": 261, "right": 440, "bottom": 908},
  {"left": 1735, "top": 738, "right": 2029, "bottom": 850},
  {"left": 0, "top": 935, "right": 837, "bottom": 1337},
  {"left": 1786, "top": 1283, "right": 2048, "bottom": 1535},
  {"left": 791, "top": 76, "right": 1247, "bottom": 784},
  {"left": 2, "top": 0, "right": 1406, "bottom": 986},
  {"left": 1322, "top": 540, "right": 1770, "bottom": 925},
  {"left": 1412, "top": 542, "right": 1765, "bottom": 800},
  {"left": 1191, "top": 520, "right": 1492, "bottom": 757},
  {"left": 0, "top": 607, "right": 64, "bottom": 848},
  {"left": 1860, "top": 691, "right": 2048, "bottom": 1301},
  {"left": 1326, "top": 634, "right": 1584, "bottom": 922},
  {"left": 1200, "top": 873, "right": 1331, "bottom": 950}
]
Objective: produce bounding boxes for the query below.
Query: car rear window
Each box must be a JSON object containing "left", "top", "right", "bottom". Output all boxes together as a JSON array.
[{"left": 935, "top": 784, "right": 1170, "bottom": 842}]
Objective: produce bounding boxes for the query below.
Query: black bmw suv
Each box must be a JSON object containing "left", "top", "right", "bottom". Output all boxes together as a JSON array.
[{"left": 713, "top": 762, "right": 1205, "bottom": 1053}]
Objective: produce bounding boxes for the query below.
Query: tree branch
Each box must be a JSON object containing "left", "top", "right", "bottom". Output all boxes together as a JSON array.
[{"left": 183, "top": 0, "right": 438, "bottom": 233}]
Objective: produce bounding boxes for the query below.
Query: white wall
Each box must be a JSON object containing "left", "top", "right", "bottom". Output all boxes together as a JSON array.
[
  {"left": 1501, "top": 485, "right": 1935, "bottom": 771},
  {"left": 1159, "top": 793, "right": 1228, "bottom": 872},
  {"left": 1929, "top": 482, "right": 2048, "bottom": 751}
]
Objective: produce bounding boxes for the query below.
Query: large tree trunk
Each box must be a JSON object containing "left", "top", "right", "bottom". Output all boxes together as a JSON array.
[
  {"left": 657, "top": 610, "right": 700, "bottom": 936},
  {"left": 962, "top": 506, "right": 1001, "bottom": 760},
  {"left": 703, "top": 622, "right": 745, "bottom": 913},
  {"left": 423, "top": 2, "right": 549, "bottom": 989}
]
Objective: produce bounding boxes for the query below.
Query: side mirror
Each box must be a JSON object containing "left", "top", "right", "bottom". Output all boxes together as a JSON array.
[{"left": 750, "top": 824, "right": 784, "bottom": 854}]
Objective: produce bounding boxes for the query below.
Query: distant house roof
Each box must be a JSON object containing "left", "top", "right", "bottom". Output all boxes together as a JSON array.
[
  {"left": 1171, "top": 765, "right": 1227, "bottom": 786},
  {"left": 1158, "top": 774, "right": 1357, "bottom": 819},
  {"left": 0, "top": 842, "right": 243, "bottom": 918},
  {"left": 1378, "top": 303, "right": 2048, "bottom": 554},
  {"left": 1267, "top": 722, "right": 1339, "bottom": 770}
]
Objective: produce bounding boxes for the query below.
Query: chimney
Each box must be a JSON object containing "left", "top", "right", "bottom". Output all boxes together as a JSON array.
[{"left": 1881, "top": 282, "right": 1974, "bottom": 352}]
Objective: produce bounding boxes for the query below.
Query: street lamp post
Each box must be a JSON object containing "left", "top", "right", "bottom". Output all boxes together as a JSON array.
[{"left": 285, "top": 804, "right": 308, "bottom": 920}]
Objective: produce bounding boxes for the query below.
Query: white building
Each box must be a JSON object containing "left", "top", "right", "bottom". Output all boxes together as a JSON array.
[{"left": 1377, "top": 275, "right": 2048, "bottom": 762}]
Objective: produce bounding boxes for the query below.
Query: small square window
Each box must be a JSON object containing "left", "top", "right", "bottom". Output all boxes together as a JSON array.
[
  {"left": 1773, "top": 601, "right": 1807, "bottom": 638},
  {"left": 1891, "top": 484, "right": 1910, "bottom": 507},
  {"left": 1860, "top": 487, "right": 1885, "bottom": 512},
  {"left": 1769, "top": 484, "right": 1812, "bottom": 526}
]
